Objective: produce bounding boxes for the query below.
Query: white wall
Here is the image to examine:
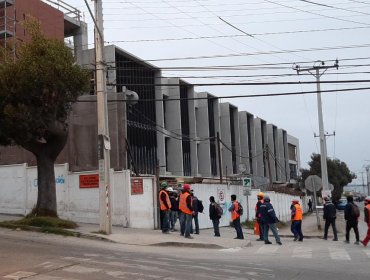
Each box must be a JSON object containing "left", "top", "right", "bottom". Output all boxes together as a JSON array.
[
  {"left": 0, "top": 164, "right": 154, "bottom": 229},
  {"left": 0, "top": 164, "right": 307, "bottom": 229}
]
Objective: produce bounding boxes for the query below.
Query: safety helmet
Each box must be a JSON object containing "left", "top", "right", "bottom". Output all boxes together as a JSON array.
[
  {"left": 183, "top": 184, "right": 191, "bottom": 191},
  {"left": 292, "top": 199, "right": 299, "bottom": 203},
  {"left": 166, "top": 187, "right": 174, "bottom": 192},
  {"left": 160, "top": 181, "right": 168, "bottom": 188},
  {"left": 264, "top": 195, "right": 270, "bottom": 202},
  {"left": 365, "top": 196, "right": 370, "bottom": 204},
  {"left": 257, "top": 192, "right": 264, "bottom": 198}
]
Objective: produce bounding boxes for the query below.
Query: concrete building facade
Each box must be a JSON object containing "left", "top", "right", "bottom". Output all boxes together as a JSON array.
[{"left": 0, "top": 0, "right": 300, "bottom": 186}]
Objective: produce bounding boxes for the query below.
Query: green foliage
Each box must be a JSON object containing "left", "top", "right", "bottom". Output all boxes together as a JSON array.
[
  {"left": 15, "top": 216, "right": 77, "bottom": 229},
  {"left": 0, "top": 20, "right": 89, "bottom": 147},
  {"left": 301, "top": 154, "right": 356, "bottom": 201}
]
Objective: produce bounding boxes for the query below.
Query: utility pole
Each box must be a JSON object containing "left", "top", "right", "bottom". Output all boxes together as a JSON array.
[
  {"left": 217, "top": 132, "right": 223, "bottom": 183},
  {"left": 366, "top": 165, "right": 370, "bottom": 196},
  {"left": 94, "top": 0, "right": 112, "bottom": 234},
  {"left": 294, "top": 60, "right": 339, "bottom": 191}
]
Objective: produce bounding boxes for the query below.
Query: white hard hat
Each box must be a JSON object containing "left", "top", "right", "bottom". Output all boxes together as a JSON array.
[{"left": 166, "top": 187, "right": 174, "bottom": 192}]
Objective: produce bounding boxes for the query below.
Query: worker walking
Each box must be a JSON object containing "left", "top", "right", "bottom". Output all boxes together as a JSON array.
[
  {"left": 323, "top": 196, "right": 338, "bottom": 241},
  {"left": 291, "top": 199, "right": 304, "bottom": 242},
  {"left": 228, "top": 194, "right": 244, "bottom": 240},
  {"left": 344, "top": 195, "right": 360, "bottom": 245},
  {"left": 361, "top": 196, "right": 370, "bottom": 247},
  {"left": 255, "top": 192, "right": 265, "bottom": 241},
  {"left": 259, "top": 195, "right": 282, "bottom": 245}
]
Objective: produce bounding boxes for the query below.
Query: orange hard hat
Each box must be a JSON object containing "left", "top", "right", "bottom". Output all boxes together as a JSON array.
[{"left": 257, "top": 192, "right": 264, "bottom": 197}]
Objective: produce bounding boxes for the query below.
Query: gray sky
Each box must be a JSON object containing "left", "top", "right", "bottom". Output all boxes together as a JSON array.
[{"left": 65, "top": 0, "right": 370, "bottom": 185}]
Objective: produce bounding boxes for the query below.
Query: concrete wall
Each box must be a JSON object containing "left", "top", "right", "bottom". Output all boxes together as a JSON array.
[
  {"left": 0, "top": 164, "right": 306, "bottom": 229},
  {"left": 0, "top": 164, "right": 156, "bottom": 229}
]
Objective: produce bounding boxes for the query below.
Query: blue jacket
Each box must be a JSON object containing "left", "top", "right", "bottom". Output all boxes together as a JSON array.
[{"left": 260, "top": 202, "right": 278, "bottom": 224}]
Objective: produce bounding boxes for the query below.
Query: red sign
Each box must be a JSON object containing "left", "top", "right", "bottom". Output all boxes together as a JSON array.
[
  {"left": 131, "top": 178, "right": 144, "bottom": 195},
  {"left": 79, "top": 174, "right": 99, "bottom": 189}
]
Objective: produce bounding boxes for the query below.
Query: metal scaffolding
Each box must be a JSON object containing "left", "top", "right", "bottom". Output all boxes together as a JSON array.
[{"left": 0, "top": 0, "right": 15, "bottom": 57}]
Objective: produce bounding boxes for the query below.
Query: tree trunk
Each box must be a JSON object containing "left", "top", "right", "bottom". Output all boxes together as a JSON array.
[{"left": 35, "top": 152, "right": 57, "bottom": 217}]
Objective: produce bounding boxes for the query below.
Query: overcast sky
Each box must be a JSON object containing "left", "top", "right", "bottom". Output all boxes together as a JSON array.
[{"left": 64, "top": 0, "right": 370, "bottom": 185}]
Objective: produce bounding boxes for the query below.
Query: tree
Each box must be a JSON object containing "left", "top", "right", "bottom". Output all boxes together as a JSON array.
[
  {"left": 300, "top": 154, "right": 356, "bottom": 201},
  {"left": 0, "top": 21, "right": 89, "bottom": 216}
]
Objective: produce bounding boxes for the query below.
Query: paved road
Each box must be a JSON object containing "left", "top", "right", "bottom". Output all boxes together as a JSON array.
[{"left": 1, "top": 228, "right": 369, "bottom": 280}]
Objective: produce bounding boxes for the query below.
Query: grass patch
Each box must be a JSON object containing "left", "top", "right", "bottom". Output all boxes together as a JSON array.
[
  {"left": 242, "top": 220, "right": 255, "bottom": 229},
  {"left": 14, "top": 216, "right": 77, "bottom": 229},
  {"left": 0, "top": 216, "right": 78, "bottom": 237}
]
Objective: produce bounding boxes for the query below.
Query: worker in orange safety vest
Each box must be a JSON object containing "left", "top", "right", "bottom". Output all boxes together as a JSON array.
[
  {"left": 228, "top": 194, "right": 244, "bottom": 240},
  {"left": 179, "top": 184, "right": 194, "bottom": 239},
  {"left": 291, "top": 199, "right": 304, "bottom": 241},
  {"left": 159, "top": 181, "right": 172, "bottom": 234}
]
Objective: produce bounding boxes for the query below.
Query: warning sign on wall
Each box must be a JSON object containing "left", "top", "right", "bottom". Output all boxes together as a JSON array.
[
  {"left": 131, "top": 178, "right": 144, "bottom": 195},
  {"left": 79, "top": 174, "right": 99, "bottom": 189}
]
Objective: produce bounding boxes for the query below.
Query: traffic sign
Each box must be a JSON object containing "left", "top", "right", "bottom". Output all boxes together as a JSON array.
[{"left": 242, "top": 177, "right": 251, "bottom": 188}]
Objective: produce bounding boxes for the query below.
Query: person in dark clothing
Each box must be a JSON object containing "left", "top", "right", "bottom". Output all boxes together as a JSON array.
[
  {"left": 344, "top": 195, "right": 360, "bottom": 244},
  {"left": 228, "top": 194, "right": 244, "bottom": 239},
  {"left": 209, "top": 196, "right": 221, "bottom": 237},
  {"left": 323, "top": 197, "right": 338, "bottom": 241},
  {"left": 308, "top": 199, "right": 313, "bottom": 213},
  {"left": 169, "top": 190, "right": 179, "bottom": 231},
  {"left": 259, "top": 196, "right": 282, "bottom": 245},
  {"left": 255, "top": 192, "right": 265, "bottom": 241},
  {"left": 190, "top": 190, "right": 200, "bottom": 234}
]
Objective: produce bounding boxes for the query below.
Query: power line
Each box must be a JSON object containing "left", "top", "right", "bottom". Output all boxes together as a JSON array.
[{"left": 76, "top": 85, "right": 370, "bottom": 103}]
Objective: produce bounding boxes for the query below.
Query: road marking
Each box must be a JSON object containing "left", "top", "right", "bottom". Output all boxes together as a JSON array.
[
  {"left": 329, "top": 247, "right": 351, "bottom": 260},
  {"left": 63, "top": 265, "right": 102, "bottom": 274},
  {"left": 219, "top": 247, "right": 242, "bottom": 252},
  {"left": 3, "top": 271, "right": 37, "bottom": 279},
  {"left": 256, "top": 245, "right": 279, "bottom": 254},
  {"left": 363, "top": 250, "right": 370, "bottom": 258},
  {"left": 292, "top": 246, "right": 313, "bottom": 258}
]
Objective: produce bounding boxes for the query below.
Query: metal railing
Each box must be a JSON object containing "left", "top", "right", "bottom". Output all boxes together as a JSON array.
[{"left": 42, "top": 0, "right": 81, "bottom": 22}]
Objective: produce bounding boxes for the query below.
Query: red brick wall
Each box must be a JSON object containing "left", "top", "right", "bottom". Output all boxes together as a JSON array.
[{"left": 15, "top": 0, "right": 64, "bottom": 41}]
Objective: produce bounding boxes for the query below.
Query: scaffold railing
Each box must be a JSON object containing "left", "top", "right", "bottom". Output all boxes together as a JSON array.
[{"left": 42, "top": 0, "right": 81, "bottom": 22}]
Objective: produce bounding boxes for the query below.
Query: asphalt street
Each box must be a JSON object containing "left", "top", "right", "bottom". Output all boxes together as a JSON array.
[{"left": 0, "top": 226, "right": 369, "bottom": 280}]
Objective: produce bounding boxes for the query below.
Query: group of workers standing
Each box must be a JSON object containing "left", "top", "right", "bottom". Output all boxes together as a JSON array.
[
  {"left": 323, "top": 194, "right": 370, "bottom": 246},
  {"left": 159, "top": 181, "right": 370, "bottom": 246}
]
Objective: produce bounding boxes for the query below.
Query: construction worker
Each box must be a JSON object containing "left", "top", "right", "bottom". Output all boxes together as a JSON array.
[
  {"left": 361, "top": 196, "right": 370, "bottom": 246},
  {"left": 291, "top": 199, "right": 304, "bottom": 241},
  {"left": 159, "top": 182, "right": 172, "bottom": 234},
  {"left": 260, "top": 195, "right": 282, "bottom": 245},
  {"left": 323, "top": 196, "right": 338, "bottom": 241},
  {"left": 228, "top": 194, "right": 244, "bottom": 239},
  {"left": 179, "top": 184, "right": 194, "bottom": 239},
  {"left": 255, "top": 192, "right": 265, "bottom": 241}
]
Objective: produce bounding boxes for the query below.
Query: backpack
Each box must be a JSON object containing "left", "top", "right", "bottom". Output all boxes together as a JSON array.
[
  {"left": 215, "top": 203, "right": 223, "bottom": 217},
  {"left": 237, "top": 202, "right": 244, "bottom": 216},
  {"left": 351, "top": 204, "right": 360, "bottom": 218},
  {"left": 198, "top": 200, "right": 204, "bottom": 213}
]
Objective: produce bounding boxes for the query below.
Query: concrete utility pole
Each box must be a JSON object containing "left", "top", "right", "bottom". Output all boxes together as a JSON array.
[
  {"left": 366, "top": 165, "right": 370, "bottom": 196},
  {"left": 93, "top": 0, "right": 112, "bottom": 234},
  {"left": 294, "top": 60, "right": 339, "bottom": 191}
]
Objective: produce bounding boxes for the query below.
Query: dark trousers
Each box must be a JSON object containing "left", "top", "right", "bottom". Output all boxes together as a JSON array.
[
  {"left": 212, "top": 219, "right": 220, "bottom": 236},
  {"left": 161, "top": 210, "right": 170, "bottom": 233},
  {"left": 292, "top": 220, "right": 304, "bottom": 240},
  {"left": 346, "top": 220, "right": 359, "bottom": 242},
  {"left": 191, "top": 213, "right": 199, "bottom": 234},
  {"left": 324, "top": 218, "right": 338, "bottom": 239},
  {"left": 259, "top": 221, "right": 268, "bottom": 240},
  {"left": 232, "top": 217, "right": 244, "bottom": 239}
]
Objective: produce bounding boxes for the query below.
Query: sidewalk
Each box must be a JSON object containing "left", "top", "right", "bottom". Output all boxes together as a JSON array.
[{"left": 0, "top": 212, "right": 362, "bottom": 248}]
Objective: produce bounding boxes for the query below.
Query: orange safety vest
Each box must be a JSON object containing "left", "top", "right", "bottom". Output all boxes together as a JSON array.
[
  {"left": 231, "top": 200, "right": 240, "bottom": 221},
  {"left": 159, "top": 190, "right": 171, "bottom": 211},
  {"left": 365, "top": 204, "right": 370, "bottom": 224},
  {"left": 179, "top": 192, "right": 192, "bottom": 215},
  {"left": 292, "top": 204, "right": 303, "bottom": 221}
]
